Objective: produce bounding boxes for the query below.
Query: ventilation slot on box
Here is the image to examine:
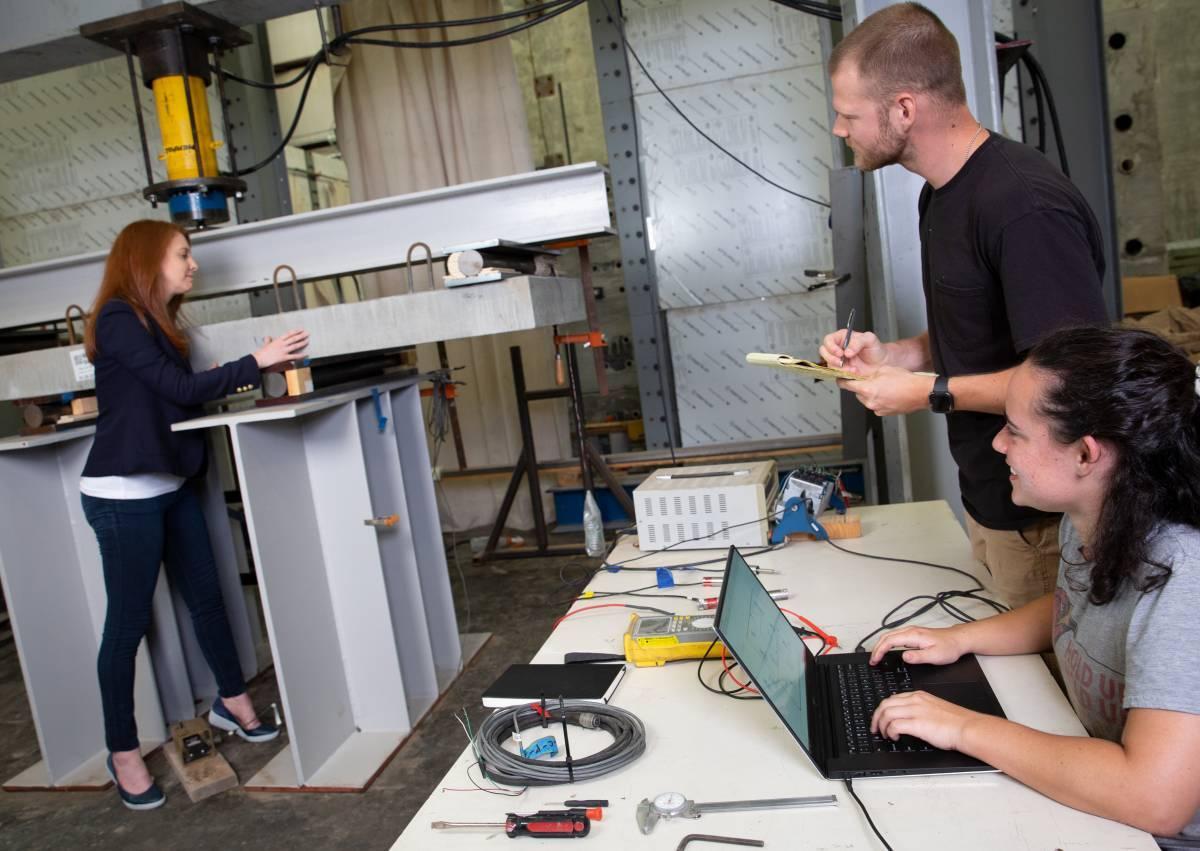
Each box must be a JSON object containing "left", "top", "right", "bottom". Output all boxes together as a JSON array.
[
  {"left": 721, "top": 521, "right": 730, "bottom": 540},
  {"left": 688, "top": 495, "right": 697, "bottom": 515},
  {"left": 646, "top": 524, "right": 656, "bottom": 544},
  {"left": 643, "top": 497, "right": 654, "bottom": 517},
  {"left": 676, "top": 523, "right": 685, "bottom": 543},
  {"left": 659, "top": 496, "right": 668, "bottom": 515},
  {"left": 718, "top": 493, "right": 728, "bottom": 513},
  {"left": 704, "top": 494, "right": 713, "bottom": 513}
]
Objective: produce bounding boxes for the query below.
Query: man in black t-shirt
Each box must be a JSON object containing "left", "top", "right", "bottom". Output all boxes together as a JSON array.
[{"left": 817, "top": 3, "right": 1108, "bottom": 606}]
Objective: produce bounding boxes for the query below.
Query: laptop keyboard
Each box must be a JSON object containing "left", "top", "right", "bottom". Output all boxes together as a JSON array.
[{"left": 835, "top": 662, "right": 934, "bottom": 755}]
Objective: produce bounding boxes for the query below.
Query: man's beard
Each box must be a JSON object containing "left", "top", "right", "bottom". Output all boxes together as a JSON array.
[{"left": 852, "top": 108, "right": 907, "bottom": 171}]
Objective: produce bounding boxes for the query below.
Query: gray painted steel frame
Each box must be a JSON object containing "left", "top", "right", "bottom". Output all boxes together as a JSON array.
[
  {"left": 174, "top": 377, "right": 460, "bottom": 789},
  {"left": 220, "top": 24, "right": 293, "bottom": 226},
  {"left": 1013, "top": 0, "right": 1121, "bottom": 318},
  {"left": 0, "top": 428, "right": 257, "bottom": 789},
  {"left": 0, "top": 0, "right": 339, "bottom": 83},
  {"left": 587, "top": 0, "right": 677, "bottom": 451}
]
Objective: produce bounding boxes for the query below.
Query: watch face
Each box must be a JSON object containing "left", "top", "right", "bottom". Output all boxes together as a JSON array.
[
  {"left": 653, "top": 791, "right": 688, "bottom": 814},
  {"left": 929, "top": 391, "right": 953, "bottom": 414}
]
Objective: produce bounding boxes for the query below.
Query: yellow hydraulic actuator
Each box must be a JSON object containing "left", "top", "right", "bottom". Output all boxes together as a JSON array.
[
  {"left": 79, "top": 4, "right": 251, "bottom": 229},
  {"left": 151, "top": 75, "right": 221, "bottom": 181}
]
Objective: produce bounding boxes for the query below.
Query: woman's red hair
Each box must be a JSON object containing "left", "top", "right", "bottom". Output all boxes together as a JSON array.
[{"left": 84, "top": 219, "right": 191, "bottom": 362}]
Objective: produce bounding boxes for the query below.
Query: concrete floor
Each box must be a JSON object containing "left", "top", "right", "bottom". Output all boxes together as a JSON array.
[{"left": 0, "top": 536, "right": 595, "bottom": 850}]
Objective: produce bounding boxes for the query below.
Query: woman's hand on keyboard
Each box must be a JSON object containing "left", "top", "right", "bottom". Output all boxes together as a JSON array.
[
  {"left": 870, "top": 690, "right": 977, "bottom": 751},
  {"left": 869, "top": 625, "right": 967, "bottom": 667}
]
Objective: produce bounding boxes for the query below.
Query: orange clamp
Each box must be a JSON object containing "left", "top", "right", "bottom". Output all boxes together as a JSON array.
[{"left": 553, "top": 331, "right": 606, "bottom": 348}]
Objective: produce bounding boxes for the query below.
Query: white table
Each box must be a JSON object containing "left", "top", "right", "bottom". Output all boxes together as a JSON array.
[{"left": 391, "top": 500, "right": 1155, "bottom": 849}]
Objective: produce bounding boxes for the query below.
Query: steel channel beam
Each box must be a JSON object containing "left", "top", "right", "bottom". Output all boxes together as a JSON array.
[
  {"left": 0, "top": 276, "right": 585, "bottom": 401},
  {"left": 0, "top": 163, "right": 612, "bottom": 331}
]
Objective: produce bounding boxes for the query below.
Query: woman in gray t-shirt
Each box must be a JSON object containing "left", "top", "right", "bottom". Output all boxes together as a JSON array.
[{"left": 868, "top": 326, "right": 1200, "bottom": 843}]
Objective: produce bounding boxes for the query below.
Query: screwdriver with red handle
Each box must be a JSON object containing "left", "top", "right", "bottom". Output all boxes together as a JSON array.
[{"left": 432, "top": 808, "right": 599, "bottom": 838}]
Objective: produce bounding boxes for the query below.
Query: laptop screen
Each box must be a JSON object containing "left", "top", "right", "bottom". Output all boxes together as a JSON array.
[{"left": 714, "top": 546, "right": 814, "bottom": 755}]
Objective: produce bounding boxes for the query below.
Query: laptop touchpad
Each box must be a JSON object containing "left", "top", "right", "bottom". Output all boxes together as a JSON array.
[
  {"left": 923, "top": 682, "right": 1004, "bottom": 716},
  {"left": 908, "top": 656, "right": 986, "bottom": 686}
]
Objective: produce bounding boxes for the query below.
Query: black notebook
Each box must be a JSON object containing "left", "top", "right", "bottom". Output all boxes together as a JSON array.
[{"left": 482, "top": 663, "right": 627, "bottom": 708}]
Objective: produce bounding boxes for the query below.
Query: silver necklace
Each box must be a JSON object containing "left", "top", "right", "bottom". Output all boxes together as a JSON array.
[{"left": 963, "top": 120, "right": 984, "bottom": 166}]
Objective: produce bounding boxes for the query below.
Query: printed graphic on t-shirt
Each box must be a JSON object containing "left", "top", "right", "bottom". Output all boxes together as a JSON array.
[{"left": 1053, "top": 588, "right": 1127, "bottom": 742}]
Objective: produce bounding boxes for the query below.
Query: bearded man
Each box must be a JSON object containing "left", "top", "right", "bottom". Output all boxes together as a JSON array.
[{"left": 817, "top": 3, "right": 1108, "bottom": 606}]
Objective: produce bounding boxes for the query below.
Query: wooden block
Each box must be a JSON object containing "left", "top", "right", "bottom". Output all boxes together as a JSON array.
[
  {"left": 285, "top": 366, "right": 314, "bottom": 396},
  {"left": 787, "top": 512, "right": 862, "bottom": 542},
  {"left": 163, "top": 745, "right": 238, "bottom": 803},
  {"left": 70, "top": 396, "right": 98, "bottom": 416},
  {"left": 1122, "top": 275, "right": 1181, "bottom": 315}
]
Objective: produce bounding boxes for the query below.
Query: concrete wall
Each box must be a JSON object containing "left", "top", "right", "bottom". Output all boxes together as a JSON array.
[{"left": 1103, "top": 0, "right": 1200, "bottom": 276}]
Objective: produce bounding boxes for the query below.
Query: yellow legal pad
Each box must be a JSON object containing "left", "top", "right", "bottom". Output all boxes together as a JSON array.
[{"left": 745, "top": 352, "right": 863, "bottom": 381}]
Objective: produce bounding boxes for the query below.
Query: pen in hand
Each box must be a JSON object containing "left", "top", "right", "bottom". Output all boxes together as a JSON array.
[{"left": 838, "top": 308, "right": 856, "bottom": 369}]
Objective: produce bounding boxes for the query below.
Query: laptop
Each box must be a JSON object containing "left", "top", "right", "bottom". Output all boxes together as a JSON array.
[{"left": 713, "top": 546, "right": 1006, "bottom": 778}]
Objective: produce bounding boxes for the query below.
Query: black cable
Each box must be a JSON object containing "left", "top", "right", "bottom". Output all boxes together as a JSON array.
[
  {"left": 215, "top": 51, "right": 323, "bottom": 91},
  {"left": 996, "top": 32, "right": 1067, "bottom": 175},
  {"left": 696, "top": 637, "right": 759, "bottom": 700},
  {"left": 341, "top": 0, "right": 577, "bottom": 40},
  {"left": 213, "top": 0, "right": 577, "bottom": 88},
  {"left": 343, "top": 0, "right": 584, "bottom": 50},
  {"left": 821, "top": 538, "right": 1008, "bottom": 651},
  {"left": 1028, "top": 56, "right": 1047, "bottom": 153},
  {"left": 844, "top": 778, "right": 894, "bottom": 851},
  {"left": 697, "top": 628, "right": 826, "bottom": 700},
  {"left": 599, "top": 0, "right": 831, "bottom": 210},
  {"left": 216, "top": 0, "right": 583, "bottom": 175},
  {"left": 853, "top": 588, "right": 1008, "bottom": 653},
  {"left": 602, "top": 515, "right": 785, "bottom": 571},
  {"left": 231, "top": 57, "right": 322, "bottom": 177},
  {"left": 771, "top": 0, "right": 844, "bottom": 22},
  {"left": 824, "top": 538, "right": 981, "bottom": 585},
  {"left": 601, "top": 541, "right": 782, "bottom": 573},
  {"left": 1020, "top": 52, "right": 1069, "bottom": 177}
]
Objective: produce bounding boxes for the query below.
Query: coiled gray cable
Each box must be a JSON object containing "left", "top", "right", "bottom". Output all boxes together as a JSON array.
[{"left": 476, "top": 701, "right": 646, "bottom": 786}]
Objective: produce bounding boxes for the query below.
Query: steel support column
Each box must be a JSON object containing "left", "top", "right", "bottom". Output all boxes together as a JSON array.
[
  {"left": 587, "top": 0, "right": 677, "bottom": 452},
  {"left": 1013, "top": 0, "right": 1121, "bottom": 318}
]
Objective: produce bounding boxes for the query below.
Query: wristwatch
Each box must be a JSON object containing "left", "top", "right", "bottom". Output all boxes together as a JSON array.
[{"left": 929, "top": 374, "right": 954, "bottom": 414}]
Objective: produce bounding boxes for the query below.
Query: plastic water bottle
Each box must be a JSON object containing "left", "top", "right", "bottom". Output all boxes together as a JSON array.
[{"left": 583, "top": 490, "right": 605, "bottom": 557}]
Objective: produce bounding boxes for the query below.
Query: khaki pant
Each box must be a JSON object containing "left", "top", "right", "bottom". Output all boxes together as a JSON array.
[{"left": 965, "top": 514, "right": 1061, "bottom": 608}]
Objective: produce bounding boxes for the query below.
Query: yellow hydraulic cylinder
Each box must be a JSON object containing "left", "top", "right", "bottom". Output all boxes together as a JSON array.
[{"left": 151, "top": 74, "right": 220, "bottom": 179}]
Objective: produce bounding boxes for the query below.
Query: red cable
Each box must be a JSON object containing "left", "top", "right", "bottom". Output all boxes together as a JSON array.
[
  {"left": 780, "top": 608, "right": 838, "bottom": 651},
  {"left": 720, "top": 644, "right": 759, "bottom": 694},
  {"left": 552, "top": 600, "right": 835, "bottom": 652},
  {"left": 552, "top": 603, "right": 636, "bottom": 630}
]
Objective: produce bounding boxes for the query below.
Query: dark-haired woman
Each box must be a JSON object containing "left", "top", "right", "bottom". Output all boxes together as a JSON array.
[
  {"left": 867, "top": 326, "right": 1200, "bottom": 843},
  {"left": 81, "top": 220, "right": 308, "bottom": 809}
]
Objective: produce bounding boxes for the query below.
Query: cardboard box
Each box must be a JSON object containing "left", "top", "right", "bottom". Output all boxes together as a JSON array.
[{"left": 1122, "top": 275, "right": 1181, "bottom": 316}]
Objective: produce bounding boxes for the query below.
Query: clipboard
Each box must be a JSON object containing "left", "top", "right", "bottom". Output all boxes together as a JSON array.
[{"left": 745, "top": 352, "right": 863, "bottom": 382}]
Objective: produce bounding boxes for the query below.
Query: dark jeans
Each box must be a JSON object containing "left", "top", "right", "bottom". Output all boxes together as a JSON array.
[{"left": 82, "top": 483, "right": 245, "bottom": 753}]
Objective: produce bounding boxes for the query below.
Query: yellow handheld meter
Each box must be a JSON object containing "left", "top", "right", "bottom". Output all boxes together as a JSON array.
[{"left": 623, "top": 613, "right": 723, "bottom": 667}]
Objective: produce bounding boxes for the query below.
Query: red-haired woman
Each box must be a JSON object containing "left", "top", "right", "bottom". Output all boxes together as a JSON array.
[{"left": 80, "top": 220, "right": 308, "bottom": 810}]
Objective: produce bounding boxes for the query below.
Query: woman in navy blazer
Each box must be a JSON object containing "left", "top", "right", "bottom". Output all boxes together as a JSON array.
[{"left": 80, "top": 220, "right": 308, "bottom": 809}]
